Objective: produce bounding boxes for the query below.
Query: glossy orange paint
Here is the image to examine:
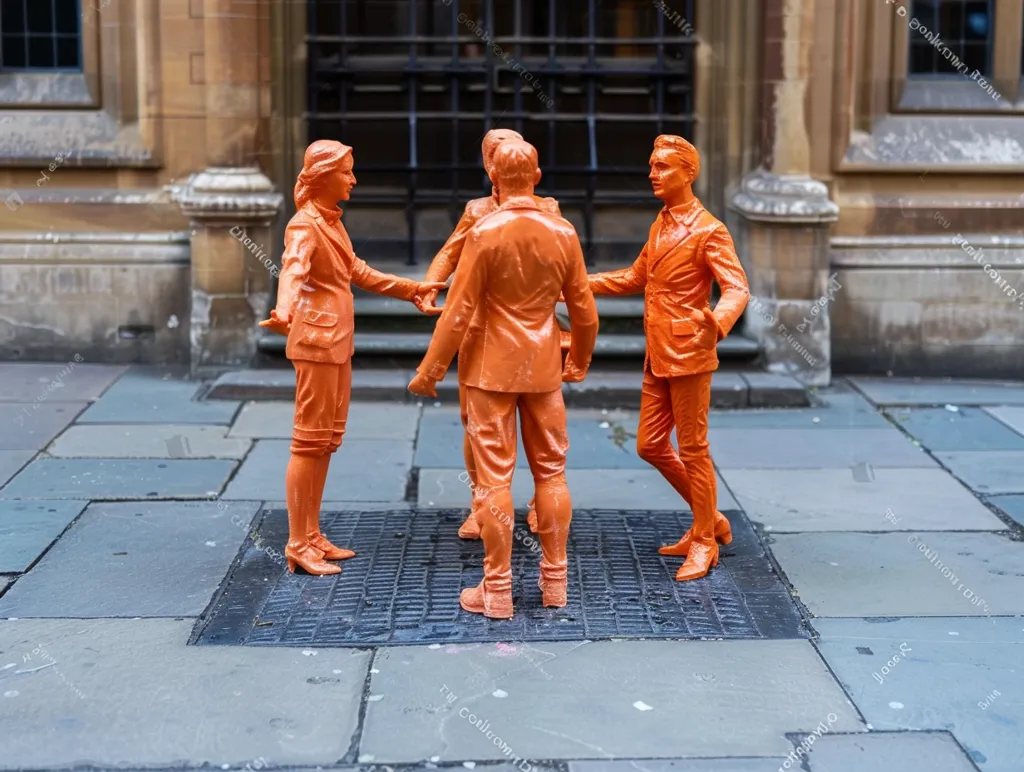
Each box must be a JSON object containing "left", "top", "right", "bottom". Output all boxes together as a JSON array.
[
  {"left": 261, "top": 140, "right": 444, "bottom": 575},
  {"left": 422, "top": 129, "right": 563, "bottom": 541},
  {"left": 410, "top": 139, "right": 599, "bottom": 618},
  {"left": 588, "top": 134, "right": 750, "bottom": 582}
]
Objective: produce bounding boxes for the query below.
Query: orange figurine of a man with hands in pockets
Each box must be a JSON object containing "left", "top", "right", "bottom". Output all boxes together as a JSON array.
[
  {"left": 588, "top": 134, "right": 749, "bottom": 582},
  {"left": 261, "top": 140, "right": 444, "bottom": 575},
  {"left": 409, "top": 139, "right": 599, "bottom": 619}
]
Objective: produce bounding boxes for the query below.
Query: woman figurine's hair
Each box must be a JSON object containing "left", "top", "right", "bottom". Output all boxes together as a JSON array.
[{"left": 294, "top": 140, "right": 352, "bottom": 207}]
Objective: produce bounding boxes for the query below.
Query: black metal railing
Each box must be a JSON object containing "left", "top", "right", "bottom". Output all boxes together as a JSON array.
[{"left": 306, "top": 0, "right": 697, "bottom": 264}]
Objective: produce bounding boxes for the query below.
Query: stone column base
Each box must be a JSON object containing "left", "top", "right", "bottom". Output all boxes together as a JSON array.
[
  {"left": 728, "top": 170, "right": 839, "bottom": 387},
  {"left": 172, "top": 167, "right": 283, "bottom": 376}
]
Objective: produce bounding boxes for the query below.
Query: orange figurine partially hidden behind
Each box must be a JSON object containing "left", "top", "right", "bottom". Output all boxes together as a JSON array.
[
  {"left": 409, "top": 139, "right": 599, "bottom": 619},
  {"left": 261, "top": 140, "right": 444, "bottom": 575},
  {"left": 587, "top": 135, "right": 750, "bottom": 582}
]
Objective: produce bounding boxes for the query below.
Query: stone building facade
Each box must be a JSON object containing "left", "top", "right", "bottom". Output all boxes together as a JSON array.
[{"left": 0, "top": 0, "right": 1021, "bottom": 383}]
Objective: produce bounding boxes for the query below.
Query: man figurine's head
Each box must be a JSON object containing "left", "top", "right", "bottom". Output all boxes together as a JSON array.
[
  {"left": 489, "top": 140, "right": 542, "bottom": 198},
  {"left": 482, "top": 129, "right": 524, "bottom": 176},
  {"left": 648, "top": 134, "right": 699, "bottom": 204}
]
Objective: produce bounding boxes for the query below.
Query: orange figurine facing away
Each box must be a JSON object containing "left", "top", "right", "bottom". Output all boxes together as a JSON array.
[
  {"left": 261, "top": 140, "right": 444, "bottom": 576},
  {"left": 420, "top": 128, "right": 562, "bottom": 542},
  {"left": 409, "top": 139, "right": 599, "bottom": 619},
  {"left": 587, "top": 134, "right": 750, "bottom": 582}
]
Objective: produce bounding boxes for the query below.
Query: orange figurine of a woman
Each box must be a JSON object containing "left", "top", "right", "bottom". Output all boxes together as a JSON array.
[{"left": 260, "top": 140, "right": 444, "bottom": 575}]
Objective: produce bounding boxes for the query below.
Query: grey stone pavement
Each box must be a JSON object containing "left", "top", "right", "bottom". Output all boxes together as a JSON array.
[{"left": 0, "top": 365, "right": 1022, "bottom": 771}]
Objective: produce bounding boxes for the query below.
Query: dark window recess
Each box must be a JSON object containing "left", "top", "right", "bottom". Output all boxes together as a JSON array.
[
  {"left": 306, "top": 0, "right": 697, "bottom": 264},
  {"left": 0, "top": 0, "right": 81, "bottom": 71},
  {"left": 908, "top": 0, "right": 992, "bottom": 77}
]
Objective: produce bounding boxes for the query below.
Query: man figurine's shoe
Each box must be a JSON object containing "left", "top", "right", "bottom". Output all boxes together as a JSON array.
[
  {"left": 460, "top": 582, "right": 514, "bottom": 619},
  {"left": 659, "top": 511, "right": 732, "bottom": 556},
  {"left": 673, "top": 541, "right": 719, "bottom": 582},
  {"left": 285, "top": 543, "right": 342, "bottom": 575},
  {"left": 458, "top": 512, "right": 482, "bottom": 540},
  {"left": 538, "top": 575, "right": 567, "bottom": 608},
  {"left": 309, "top": 532, "right": 356, "bottom": 561}
]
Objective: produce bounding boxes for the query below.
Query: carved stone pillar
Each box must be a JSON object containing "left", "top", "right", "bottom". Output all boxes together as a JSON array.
[
  {"left": 727, "top": 0, "right": 839, "bottom": 386},
  {"left": 174, "top": 168, "right": 282, "bottom": 375}
]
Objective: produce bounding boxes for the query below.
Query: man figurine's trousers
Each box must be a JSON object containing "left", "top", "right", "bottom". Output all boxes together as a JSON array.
[
  {"left": 635, "top": 369, "right": 717, "bottom": 546},
  {"left": 463, "top": 385, "right": 572, "bottom": 600}
]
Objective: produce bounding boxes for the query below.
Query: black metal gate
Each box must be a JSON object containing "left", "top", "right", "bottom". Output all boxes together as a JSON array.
[{"left": 305, "top": 0, "right": 697, "bottom": 264}]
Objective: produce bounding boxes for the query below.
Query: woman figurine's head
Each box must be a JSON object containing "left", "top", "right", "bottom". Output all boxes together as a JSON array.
[{"left": 294, "top": 140, "right": 355, "bottom": 207}]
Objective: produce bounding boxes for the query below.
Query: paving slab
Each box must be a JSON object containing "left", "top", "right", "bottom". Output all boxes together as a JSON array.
[
  {"left": 933, "top": 450, "right": 1024, "bottom": 495},
  {"left": 0, "top": 577, "right": 9, "bottom": 596},
  {"left": 0, "top": 458, "right": 237, "bottom": 500},
  {"left": 708, "top": 428, "right": 936, "bottom": 469},
  {"left": 418, "top": 468, "right": 739, "bottom": 511},
  {"left": 45, "top": 424, "right": 252, "bottom": 459},
  {"left": 850, "top": 376, "right": 1024, "bottom": 407},
  {"left": 229, "top": 401, "right": 421, "bottom": 441},
  {"left": 359, "top": 640, "right": 861, "bottom": 762},
  {"left": 223, "top": 439, "right": 411, "bottom": 502},
  {"left": 815, "top": 617, "right": 1024, "bottom": 772},
  {"left": 75, "top": 366, "right": 240, "bottom": 425},
  {"left": 0, "top": 500, "right": 87, "bottom": 573},
  {"left": 987, "top": 494, "right": 1024, "bottom": 527},
  {"left": 769, "top": 532, "right": 1024, "bottom": 617},
  {"left": 708, "top": 394, "right": 890, "bottom": 430},
  {"left": 722, "top": 468, "right": 1005, "bottom": 532},
  {"left": 0, "top": 449, "right": 34, "bottom": 488},
  {"left": 742, "top": 372, "right": 810, "bottom": 408},
  {"left": 803, "top": 732, "right": 979, "bottom": 772},
  {"left": 0, "top": 618, "right": 369, "bottom": 768},
  {"left": 570, "top": 760, "right": 785, "bottom": 772},
  {"left": 983, "top": 405, "right": 1024, "bottom": 437},
  {"left": 883, "top": 406, "right": 1024, "bottom": 451},
  {"left": 0, "top": 401, "right": 87, "bottom": 450},
  {"left": 0, "top": 500, "right": 262, "bottom": 618},
  {"left": 0, "top": 363, "right": 126, "bottom": 402}
]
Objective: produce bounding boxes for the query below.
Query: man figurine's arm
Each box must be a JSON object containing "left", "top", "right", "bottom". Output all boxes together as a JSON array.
[
  {"left": 704, "top": 226, "right": 750, "bottom": 340},
  {"left": 350, "top": 256, "right": 421, "bottom": 300},
  {"left": 562, "top": 234, "right": 599, "bottom": 378},
  {"left": 587, "top": 243, "right": 649, "bottom": 296},
  {"left": 424, "top": 205, "right": 479, "bottom": 284},
  {"left": 415, "top": 232, "right": 487, "bottom": 383}
]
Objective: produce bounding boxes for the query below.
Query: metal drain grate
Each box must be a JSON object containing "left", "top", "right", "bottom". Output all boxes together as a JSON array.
[{"left": 193, "top": 509, "right": 805, "bottom": 647}]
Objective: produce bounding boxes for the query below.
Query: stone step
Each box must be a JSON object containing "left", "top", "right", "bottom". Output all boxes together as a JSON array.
[
  {"left": 255, "top": 330, "right": 762, "bottom": 359},
  {"left": 204, "top": 368, "right": 808, "bottom": 408}
]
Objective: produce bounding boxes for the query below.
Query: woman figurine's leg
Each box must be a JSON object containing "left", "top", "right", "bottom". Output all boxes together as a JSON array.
[
  {"left": 307, "top": 360, "right": 356, "bottom": 560},
  {"left": 285, "top": 360, "right": 341, "bottom": 575}
]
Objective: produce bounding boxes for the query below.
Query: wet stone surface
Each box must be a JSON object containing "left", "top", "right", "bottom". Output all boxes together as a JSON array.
[{"left": 195, "top": 508, "right": 806, "bottom": 647}]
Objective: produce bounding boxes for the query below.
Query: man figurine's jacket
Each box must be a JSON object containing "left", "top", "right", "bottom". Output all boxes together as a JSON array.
[
  {"left": 589, "top": 197, "right": 749, "bottom": 375},
  {"left": 418, "top": 196, "right": 598, "bottom": 390},
  {"left": 424, "top": 191, "right": 561, "bottom": 284}
]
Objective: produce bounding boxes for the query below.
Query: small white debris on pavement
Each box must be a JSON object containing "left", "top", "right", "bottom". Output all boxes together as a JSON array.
[
  {"left": 492, "top": 689, "right": 508, "bottom": 698},
  {"left": 633, "top": 700, "right": 654, "bottom": 711}
]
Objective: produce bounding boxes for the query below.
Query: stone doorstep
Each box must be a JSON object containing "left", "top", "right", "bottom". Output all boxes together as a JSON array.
[{"left": 204, "top": 369, "right": 809, "bottom": 409}]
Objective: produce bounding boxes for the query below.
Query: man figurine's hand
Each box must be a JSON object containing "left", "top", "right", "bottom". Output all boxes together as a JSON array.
[
  {"left": 699, "top": 307, "right": 722, "bottom": 349},
  {"left": 408, "top": 372, "right": 439, "bottom": 398},
  {"left": 412, "top": 282, "right": 448, "bottom": 316},
  {"left": 562, "top": 357, "right": 587, "bottom": 383},
  {"left": 259, "top": 308, "right": 290, "bottom": 336}
]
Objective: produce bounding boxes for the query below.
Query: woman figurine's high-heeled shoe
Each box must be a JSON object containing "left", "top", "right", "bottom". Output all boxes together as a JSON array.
[
  {"left": 309, "top": 531, "right": 355, "bottom": 561},
  {"left": 285, "top": 542, "right": 341, "bottom": 575}
]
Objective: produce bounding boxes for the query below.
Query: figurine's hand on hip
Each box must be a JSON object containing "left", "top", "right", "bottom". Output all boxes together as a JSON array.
[
  {"left": 408, "top": 372, "right": 439, "bottom": 398},
  {"left": 412, "top": 282, "right": 447, "bottom": 316},
  {"left": 562, "top": 357, "right": 587, "bottom": 383},
  {"left": 699, "top": 308, "right": 721, "bottom": 348}
]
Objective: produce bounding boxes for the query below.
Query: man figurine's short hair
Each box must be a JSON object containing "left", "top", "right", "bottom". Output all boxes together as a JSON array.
[
  {"left": 490, "top": 140, "right": 538, "bottom": 190},
  {"left": 482, "top": 129, "right": 524, "bottom": 171},
  {"left": 653, "top": 134, "right": 700, "bottom": 180}
]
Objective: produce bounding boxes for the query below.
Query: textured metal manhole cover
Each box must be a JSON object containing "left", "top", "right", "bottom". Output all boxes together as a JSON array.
[{"left": 192, "top": 508, "right": 806, "bottom": 646}]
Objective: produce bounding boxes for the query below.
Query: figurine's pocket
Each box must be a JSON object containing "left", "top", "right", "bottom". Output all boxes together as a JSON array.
[
  {"left": 670, "top": 318, "right": 694, "bottom": 336},
  {"left": 296, "top": 309, "right": 339, "bottom": 348}
]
